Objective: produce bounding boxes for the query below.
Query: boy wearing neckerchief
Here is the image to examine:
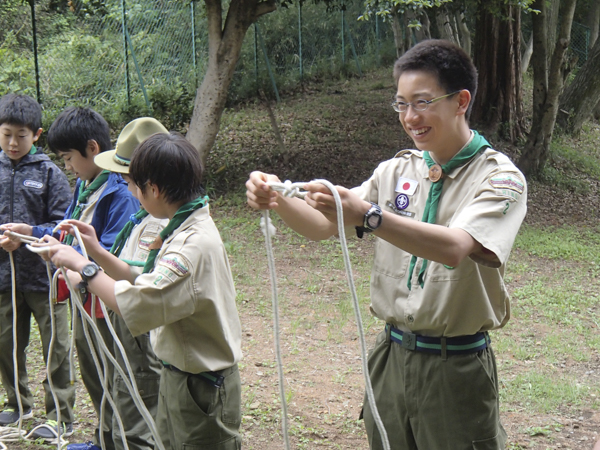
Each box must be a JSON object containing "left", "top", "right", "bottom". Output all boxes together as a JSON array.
[
  {"left": 41, "top": 133, "right": 243, "bottom": 449},
  {"left": 58, "top": 117, "right": 170, "bottom": 450},
  {"left": 246, "top": 39, "right": 527, "bottom": 449}
]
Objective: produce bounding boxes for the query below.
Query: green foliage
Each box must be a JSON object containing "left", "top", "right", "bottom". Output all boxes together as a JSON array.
[{"left": 0, "top": 33, "right": 36, "bottom": 97}]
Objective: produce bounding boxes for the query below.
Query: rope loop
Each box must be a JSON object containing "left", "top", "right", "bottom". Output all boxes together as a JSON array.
[{"left": 259, "top": 178, "right": 391, "bottom": 450}]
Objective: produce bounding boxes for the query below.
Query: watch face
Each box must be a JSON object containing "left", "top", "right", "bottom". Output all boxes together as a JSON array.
[
  {"left": 367, "top": 214, "right": 381, "bottom": 229},
  {"left": 82, "top": 264, "right": 98, "bottom": 278}
]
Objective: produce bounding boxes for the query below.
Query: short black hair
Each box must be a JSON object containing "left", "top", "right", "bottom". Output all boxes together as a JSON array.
[
  {"left": 0, "top": 94, "right": 42, "bottom": 133},
  {"left": 130, "top": 132, "right": 204, "bottom": 204},
  {"left": 393, "top": 39, "right": 478, "bottom": 118},
  {"left": 47, "top": 107, "right": 111, "bottom": 156}
]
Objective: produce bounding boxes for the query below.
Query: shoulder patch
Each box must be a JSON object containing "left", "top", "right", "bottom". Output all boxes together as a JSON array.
[
  {"left": 157, "top": 253, "right": 191, "bottom": 278},
  {"left": 489, "top": 172, "right": 525, "bottom": 195},
  {"left": 23, "top": 180, "right": 43, "bottom": 189}
]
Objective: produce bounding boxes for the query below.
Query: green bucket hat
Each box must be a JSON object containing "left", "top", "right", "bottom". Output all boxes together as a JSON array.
[{"left": 95, "top": 117, "right": 168, "bottom": 174}]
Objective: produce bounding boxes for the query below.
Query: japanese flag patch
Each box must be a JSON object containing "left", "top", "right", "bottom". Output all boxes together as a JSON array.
[{"left": 395, "top": 177, "right": 418, "bottom": 195}]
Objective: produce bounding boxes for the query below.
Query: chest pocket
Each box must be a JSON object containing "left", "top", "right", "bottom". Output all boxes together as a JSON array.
[
  {"left": 372, "top": 238, "right": 410, "bottom": 279},
  {"left": 427, "top": 257, "right": 475, "bottom": 282}
]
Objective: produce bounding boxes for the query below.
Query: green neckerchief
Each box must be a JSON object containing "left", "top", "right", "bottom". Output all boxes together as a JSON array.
[
  {"left": 63, "top": 170, "right": 110, "bottom": 246},
  {"left": 29, "top": 145, "right": 37, "bottom": 155},
  {"left": 110, "top": 208, "right": 149, "bottom": 257},
  {"left": 407, "top": 131, "right": 490, "bottom": 290},
  {"left": 142, "top": 195, "right": 209, "bottom": 274}
]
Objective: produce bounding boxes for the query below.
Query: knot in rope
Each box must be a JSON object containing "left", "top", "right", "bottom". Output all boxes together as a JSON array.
[{"left": 267, "top": 180, "right": 308, "bottom": 199}]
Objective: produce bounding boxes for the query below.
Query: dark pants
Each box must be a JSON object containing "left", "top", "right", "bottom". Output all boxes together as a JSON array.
[
  {"left": 156, "top": 364, "right": 242, "bottom": 450},
  {"left": 363, "top": 329, "right": 507, "bottom": 450},
  {"left": 0, "top": 291, "right": 75, "bottom": 422}
]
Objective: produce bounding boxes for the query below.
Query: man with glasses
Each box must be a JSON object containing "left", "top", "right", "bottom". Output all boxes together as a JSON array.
[{"left": 246, "top": 39, "right": 526, "bottom": 449}]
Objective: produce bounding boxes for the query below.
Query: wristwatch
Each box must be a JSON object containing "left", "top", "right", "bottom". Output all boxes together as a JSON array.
[
  {"left": 80, "top": 262, "right": 102, "bottom": 287},
  {"left": 356, "top": 202, "right": 383, "bottom": 238}
]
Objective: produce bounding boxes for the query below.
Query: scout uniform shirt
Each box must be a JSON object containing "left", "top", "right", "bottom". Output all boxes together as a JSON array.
[
  {"left": 117, "top": 214, "right": 168, "bottom": 276},
  {"left": 71, "top": 183, "right": 108, "bottom": 247},
  {"left": 114, "top": 205, "right": 242, "bottom": 373},
  {"left": 352, "top": 145, "right": 527, "bottom": 338}
]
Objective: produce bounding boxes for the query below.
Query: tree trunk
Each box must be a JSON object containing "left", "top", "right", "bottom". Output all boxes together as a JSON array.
[
  {"left": 521, "top": 32, "right": 533, "bottom": 73},
  {"left": 435, "top": 7, "right": 459, "bottom": 45},
  {"left": 390, "top": 7, "right": 404, "bottom": 58},
  {"left": 517, "top": 0, "right": 577, "bottom": 176},
  {"left": 557, "top": 37, "right": 600, "bottom": 134},
  {"left": 413, "top": 8, "right": 430, "bottom": 42},
  {"left": 186, "top": 0, "right": 276, "bottom": 166},
  {"left": 471, "top": 2, "right": 524, "bottom": 141},
  {"left": 593, "top": 100, "right": 600, "bottom": 122},
  {"left": 587, "top": 0, "right": 600, "bottom": 48},
  {"left": 456, "top": 11, "right": 471, "bottom": 56}
]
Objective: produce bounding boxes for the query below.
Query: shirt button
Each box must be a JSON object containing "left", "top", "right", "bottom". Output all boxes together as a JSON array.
[{"left": 407, "top": 315, "right": 414, "bottom": 323}]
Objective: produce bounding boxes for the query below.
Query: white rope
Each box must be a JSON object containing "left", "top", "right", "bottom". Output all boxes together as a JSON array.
[
  {"left": 46, "top": 222, "right": 166, "bottom": 450},
  {"left": 2, "top": 223, "right": 165, "bottom": 449},
  {"left": 0, "top": 236, "right": 67, "bottom": 449},
  {"left": 260, "top": 210, "right": 291, "bottom": 450},
  {"left": 262, "top": 180, "right": 391, "bottom": 450}
]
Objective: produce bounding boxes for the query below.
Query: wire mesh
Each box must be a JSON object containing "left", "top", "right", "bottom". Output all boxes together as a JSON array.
[{"left": 0, "top": 1, "right": 593, "bottom": 128}]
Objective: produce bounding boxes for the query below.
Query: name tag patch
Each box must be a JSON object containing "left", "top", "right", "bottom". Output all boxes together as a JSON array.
[
  {"left": 489, "top": 173, "right": 525, "bottom": 195},
  {"left": 23, "top": 180, "right": 43, "bottom": 189},
  {"left": 386, "top": 200, "right": 415, "bottom": 218}
]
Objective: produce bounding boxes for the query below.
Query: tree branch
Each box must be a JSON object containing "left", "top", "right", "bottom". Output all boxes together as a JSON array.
[
  {"left": 204, "top": 0, "right": 223, "bottom": 58},
  {"left": 254, "top": 0, "right": 277, "bottom": 21}
]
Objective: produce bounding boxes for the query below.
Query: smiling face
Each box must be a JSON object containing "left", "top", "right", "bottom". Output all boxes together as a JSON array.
[
  {"left": 396, "top": 70, "right": 471, "bottom": 163},
  {"left": 0, "top": 123, "right": 42, "bottom": 164}
]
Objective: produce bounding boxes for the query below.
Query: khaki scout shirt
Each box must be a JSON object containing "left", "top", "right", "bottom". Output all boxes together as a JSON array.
[
  {"left": 72, "top": 183, "right": 108, "bottom": 247},
  {"left": 117, "top": 214, "right": 168, "bottom": 280},
  {"left": 114, "top": 206, "right": 242, "bottom": 373},
  {"left": 352, "top": 146, "right": 527, "bottom": 337}
]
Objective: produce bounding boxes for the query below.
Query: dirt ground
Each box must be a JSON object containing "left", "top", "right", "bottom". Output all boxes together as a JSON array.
[{"left": 4, "top": 73, "right": 600, "bottom": 449}]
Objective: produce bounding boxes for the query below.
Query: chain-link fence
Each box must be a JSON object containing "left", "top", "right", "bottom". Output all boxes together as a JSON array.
[
  {"left": 0, "top": 0, "right": 593, "bottom": 130},
  {"left": 0, "top": 0, "right": 397, "bottom": 129}
]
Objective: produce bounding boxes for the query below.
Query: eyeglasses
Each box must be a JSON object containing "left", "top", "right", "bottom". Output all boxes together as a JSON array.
[{"left": 391, "top": 91, "right": 461, "bottom": 113}]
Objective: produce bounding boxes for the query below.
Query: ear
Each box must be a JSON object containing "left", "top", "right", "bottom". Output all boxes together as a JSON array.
[
  {"left": 148, "top": 182, "right": 161, "bottom": 199},
  {"left": 456, "top": 90, "right": 471, "bottom": 117},
  {"left": 86, "top": 139, "right": 101, "bottom": 158},
  {"left": 33, "top": 128, "right": 43, "bottom": 142}
]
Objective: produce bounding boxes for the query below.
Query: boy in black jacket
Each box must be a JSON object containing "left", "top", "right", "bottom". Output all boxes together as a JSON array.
[{"left": 0, "top": 94, "right": 75, "bottom": 439}]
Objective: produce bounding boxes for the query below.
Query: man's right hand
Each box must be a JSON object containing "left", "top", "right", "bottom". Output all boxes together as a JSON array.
[{"left": 246, "top": 171, "right": 281, "bottom": 210}]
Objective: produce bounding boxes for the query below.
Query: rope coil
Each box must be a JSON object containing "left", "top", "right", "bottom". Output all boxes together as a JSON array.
[{"left": 261, "top": 179, "right": 390, "bottom": 450}]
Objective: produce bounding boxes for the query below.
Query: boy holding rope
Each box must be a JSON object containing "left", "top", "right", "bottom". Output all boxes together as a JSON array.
[
  {"left": 57, "top": 117, "right": 170, "bottom": 450},
  {"left": 0, "top": 94, "right": 75, "bottom": 438},
  {"left": 246, "top": 39, "right": 527, "bottom": 449},
  {"left": 3, "top": 107, "right": 139, "bottom": 449},
  {"left": 39, "top": 133, "right": 243, "bottom": 449}
]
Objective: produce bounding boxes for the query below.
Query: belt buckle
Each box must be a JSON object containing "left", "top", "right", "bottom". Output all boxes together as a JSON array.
[{"left": 401, "top": 332, "right": 416, "bottom": 351}]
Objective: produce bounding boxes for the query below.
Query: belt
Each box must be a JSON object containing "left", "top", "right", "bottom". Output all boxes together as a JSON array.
[
  {"left": 161, "top": 362, "right": 225, "bottom": 388},
  {"left": 386, "top": 324, "right": 490, "bottom": 357}
]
